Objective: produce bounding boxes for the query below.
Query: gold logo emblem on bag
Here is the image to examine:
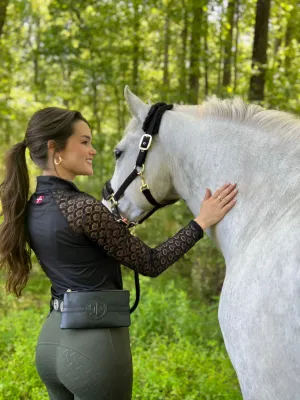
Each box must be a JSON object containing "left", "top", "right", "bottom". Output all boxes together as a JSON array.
[{"left": 86, "top": 298, "right": 107, "bottom": 320}]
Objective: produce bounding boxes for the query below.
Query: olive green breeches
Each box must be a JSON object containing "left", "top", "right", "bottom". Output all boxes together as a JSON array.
[{"left": 35, "top": 310, "right": 133, "bottom": 400}]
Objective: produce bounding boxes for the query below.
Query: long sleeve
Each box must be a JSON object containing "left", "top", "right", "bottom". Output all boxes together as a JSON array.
[{"left": 53, "top": 191, "right": 204, "bottom": 277}]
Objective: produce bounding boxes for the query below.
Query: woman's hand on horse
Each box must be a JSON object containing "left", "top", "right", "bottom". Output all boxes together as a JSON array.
[{"left": 194, "top": 183, "right": 238, "bottom": 230}]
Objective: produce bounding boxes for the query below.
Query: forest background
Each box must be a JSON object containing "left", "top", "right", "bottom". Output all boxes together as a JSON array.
[{"left": 0, "top": 0, "right": 299, "bottom": 398}]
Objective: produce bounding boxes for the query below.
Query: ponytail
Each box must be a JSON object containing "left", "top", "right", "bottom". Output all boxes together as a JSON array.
[
  {"left": 0, "top": 106, "right": 89, "bottom": 297},
  {"left": 0, "top": 141, "right": 32, "bottom": 297}
]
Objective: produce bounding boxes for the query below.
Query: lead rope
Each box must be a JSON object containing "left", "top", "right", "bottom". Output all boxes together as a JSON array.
[
  {"left": 130, "top": 103, "right": 174, "bottom": 313},
  {"left": 104, "top": 102, "right": 174, "bottom": 314},
  {"left": 129, "top": 226, "right": 140, "bottom": 314}
]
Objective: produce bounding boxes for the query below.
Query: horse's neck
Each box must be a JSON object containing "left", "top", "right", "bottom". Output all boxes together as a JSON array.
[{"left": 160, "top": 111, "right": 299, "bottom": 265}]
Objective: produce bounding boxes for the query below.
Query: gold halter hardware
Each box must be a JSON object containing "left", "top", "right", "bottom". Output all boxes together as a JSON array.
[
  {"left": 137, "top": 164, "right": 149, "bottom": 191},
  {"left": 108, "top": 194, "right": 118, "bottom": 207}
]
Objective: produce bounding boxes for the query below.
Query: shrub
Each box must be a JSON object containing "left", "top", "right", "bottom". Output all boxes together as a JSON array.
[{"left": 0, "top": 271, "right": 241, "bottom": 399}]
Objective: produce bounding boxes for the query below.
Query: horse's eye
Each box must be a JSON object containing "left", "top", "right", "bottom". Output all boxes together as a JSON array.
[{"left": 114, "top": 148, "right": 123, "bottom": 160}]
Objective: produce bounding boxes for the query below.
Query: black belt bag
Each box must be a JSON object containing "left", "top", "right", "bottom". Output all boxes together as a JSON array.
[{"left": 57, "top": 289, "right": 131, "bottom": 329}]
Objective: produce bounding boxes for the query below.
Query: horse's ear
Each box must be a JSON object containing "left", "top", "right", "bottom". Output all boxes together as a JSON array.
[{"left": 124, "top": 85, "right": 149, "bottom": 121}]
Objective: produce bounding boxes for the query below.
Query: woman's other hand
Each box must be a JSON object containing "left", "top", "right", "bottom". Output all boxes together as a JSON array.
[{"left": 194, "top": 183, "right": 238, "bottom": 230}]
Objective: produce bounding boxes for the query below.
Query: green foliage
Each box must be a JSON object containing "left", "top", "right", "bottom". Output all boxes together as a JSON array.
[
  {"left": 130, "top": 278, "right": 224, "bottom": 345},
  {"left": 0, "top": 270, "right": 241, "bottom": 400},
  {"left": 132, "top": 336, "right": 241, "bottom": 399},
  {"left": 0, "top": 1, "right": 298, "bottom": 398},
  {"left": 0, "top": 0, "right": 299, "bottom": 189},
  {"left": 0, "top": 310, "right": 48, "bottom": 400},
  {"left": 190, "top": 235, "right": 225, "bottom": 303}
]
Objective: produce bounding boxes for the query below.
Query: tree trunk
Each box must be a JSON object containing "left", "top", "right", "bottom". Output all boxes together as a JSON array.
[
  {"left": 163, "top": 8, "right": 170, "bottom": 93},
  {"left": 33, "top": 16, "right": 41, "bottom": 102},
  {"left": 132, "top": 1, "right": 140, "bottom": 94},
  {"left": 114, "top": 85, "right": 122, "bottom": 136},
  {"left": 222, "top": 0, "right": 236, "bottom": 94},
  {"left": 217, "top": 1, "right": 225, "bottom": 96},
  {"left": 248, "top": 0, "right": 272, "bottom": 102},
  {"left": 60, "top": 60, "right": 72, "bottom": 108},
  {"left": 91, "top": 71, "right": 103, "bottom": 176},
  {"left": 203, "top": 3, "right": 209, "bottom": 96},
  {"left": 189, "top": 0, "right": 202, "bottom": 104},
  {"left": 233, "top": 0, "right": 240, "bottom": 92},
  {"left": 179, "top": 0, "right": 188, "bottom": 102},
  {"left": 0, "top": 0, "right": 8, "bottom": 39},
  {"left": 284, "top": 8, "right": 296, "bottom": 71}
]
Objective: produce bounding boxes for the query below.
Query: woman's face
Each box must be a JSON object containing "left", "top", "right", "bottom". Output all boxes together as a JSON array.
[{"left": 46, "top": 120, "right": 97, "bottom": 181}]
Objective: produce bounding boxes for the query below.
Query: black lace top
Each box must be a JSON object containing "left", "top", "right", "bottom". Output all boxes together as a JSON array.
[
  {"left": 52, "top": 190, "right": 203, "bottom": 278},
  {"left": 26, "top": 176, "right": 203, "bottom": 299}
]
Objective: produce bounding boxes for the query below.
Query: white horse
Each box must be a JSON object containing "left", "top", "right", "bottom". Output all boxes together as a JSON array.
[{"left": 104, "top": 86, "right": 300, "bottom": 400}]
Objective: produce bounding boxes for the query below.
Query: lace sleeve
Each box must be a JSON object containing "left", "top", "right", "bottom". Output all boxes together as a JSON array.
[
  {"left": 52, "top": 190, "right": 203, "bottom": 277},
  {"left": 79, "top": 195, "right": 203, "bottom": 277}
]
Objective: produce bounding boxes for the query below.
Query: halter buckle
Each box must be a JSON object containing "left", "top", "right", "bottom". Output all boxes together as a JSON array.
[
  {"left": 139, "top": 134, "right": 152, "bottom": 151},
  {"left": 108, "top": 194, "right": 118, "bottom": 207}
]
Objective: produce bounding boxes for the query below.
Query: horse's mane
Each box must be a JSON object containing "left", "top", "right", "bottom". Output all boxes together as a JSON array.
[{"left": 195, "top": 97, "right": 300, "bottom": 142}]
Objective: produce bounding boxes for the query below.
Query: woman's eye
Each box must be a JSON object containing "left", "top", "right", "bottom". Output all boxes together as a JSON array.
[
  {"left": 82, "top": 141, "right": 88, "bottom": 145},
  {"left": 114, "top": 149, "right": 123, "bottom": 160}
]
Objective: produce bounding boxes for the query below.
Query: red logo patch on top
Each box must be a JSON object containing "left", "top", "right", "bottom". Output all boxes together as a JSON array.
[{"left": 36, "top": 195, "right": 44, "bottom": 204}]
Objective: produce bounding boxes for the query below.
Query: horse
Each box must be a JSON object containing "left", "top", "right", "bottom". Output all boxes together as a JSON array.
[{"left": 103, "top": 86, "right": 300, "bottom": 400}]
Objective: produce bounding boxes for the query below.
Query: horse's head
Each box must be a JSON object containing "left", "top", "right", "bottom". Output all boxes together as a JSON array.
[{"left": 103, "top": 86, "right": 179, "bottom": 222}]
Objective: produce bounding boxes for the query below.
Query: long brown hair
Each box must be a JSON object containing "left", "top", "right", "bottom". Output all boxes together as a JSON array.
[{"left": 0, "top": 107, "right": 89, "bottom": 297}]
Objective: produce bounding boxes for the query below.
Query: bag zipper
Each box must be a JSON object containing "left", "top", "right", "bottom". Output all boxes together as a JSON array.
[{"left": 66, "top": 288, "right": 125, "bottom": 293}]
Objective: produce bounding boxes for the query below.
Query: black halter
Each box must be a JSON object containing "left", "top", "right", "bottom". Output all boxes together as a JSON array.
[
  {"left": 102, "top": 102, "right": 177, "bottom": 227},
  {"left": 102, "top": 102, "right": 178, "bottom": 313}
]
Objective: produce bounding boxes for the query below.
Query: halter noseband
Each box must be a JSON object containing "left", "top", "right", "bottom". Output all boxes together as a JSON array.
[{"left": 102, "top": 102, "right": 177, "bottom": 314}]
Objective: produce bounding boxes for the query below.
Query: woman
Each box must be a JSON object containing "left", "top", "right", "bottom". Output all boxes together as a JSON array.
[{"left": 0, "top": 107, "right": 238, "bottom": 400}]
